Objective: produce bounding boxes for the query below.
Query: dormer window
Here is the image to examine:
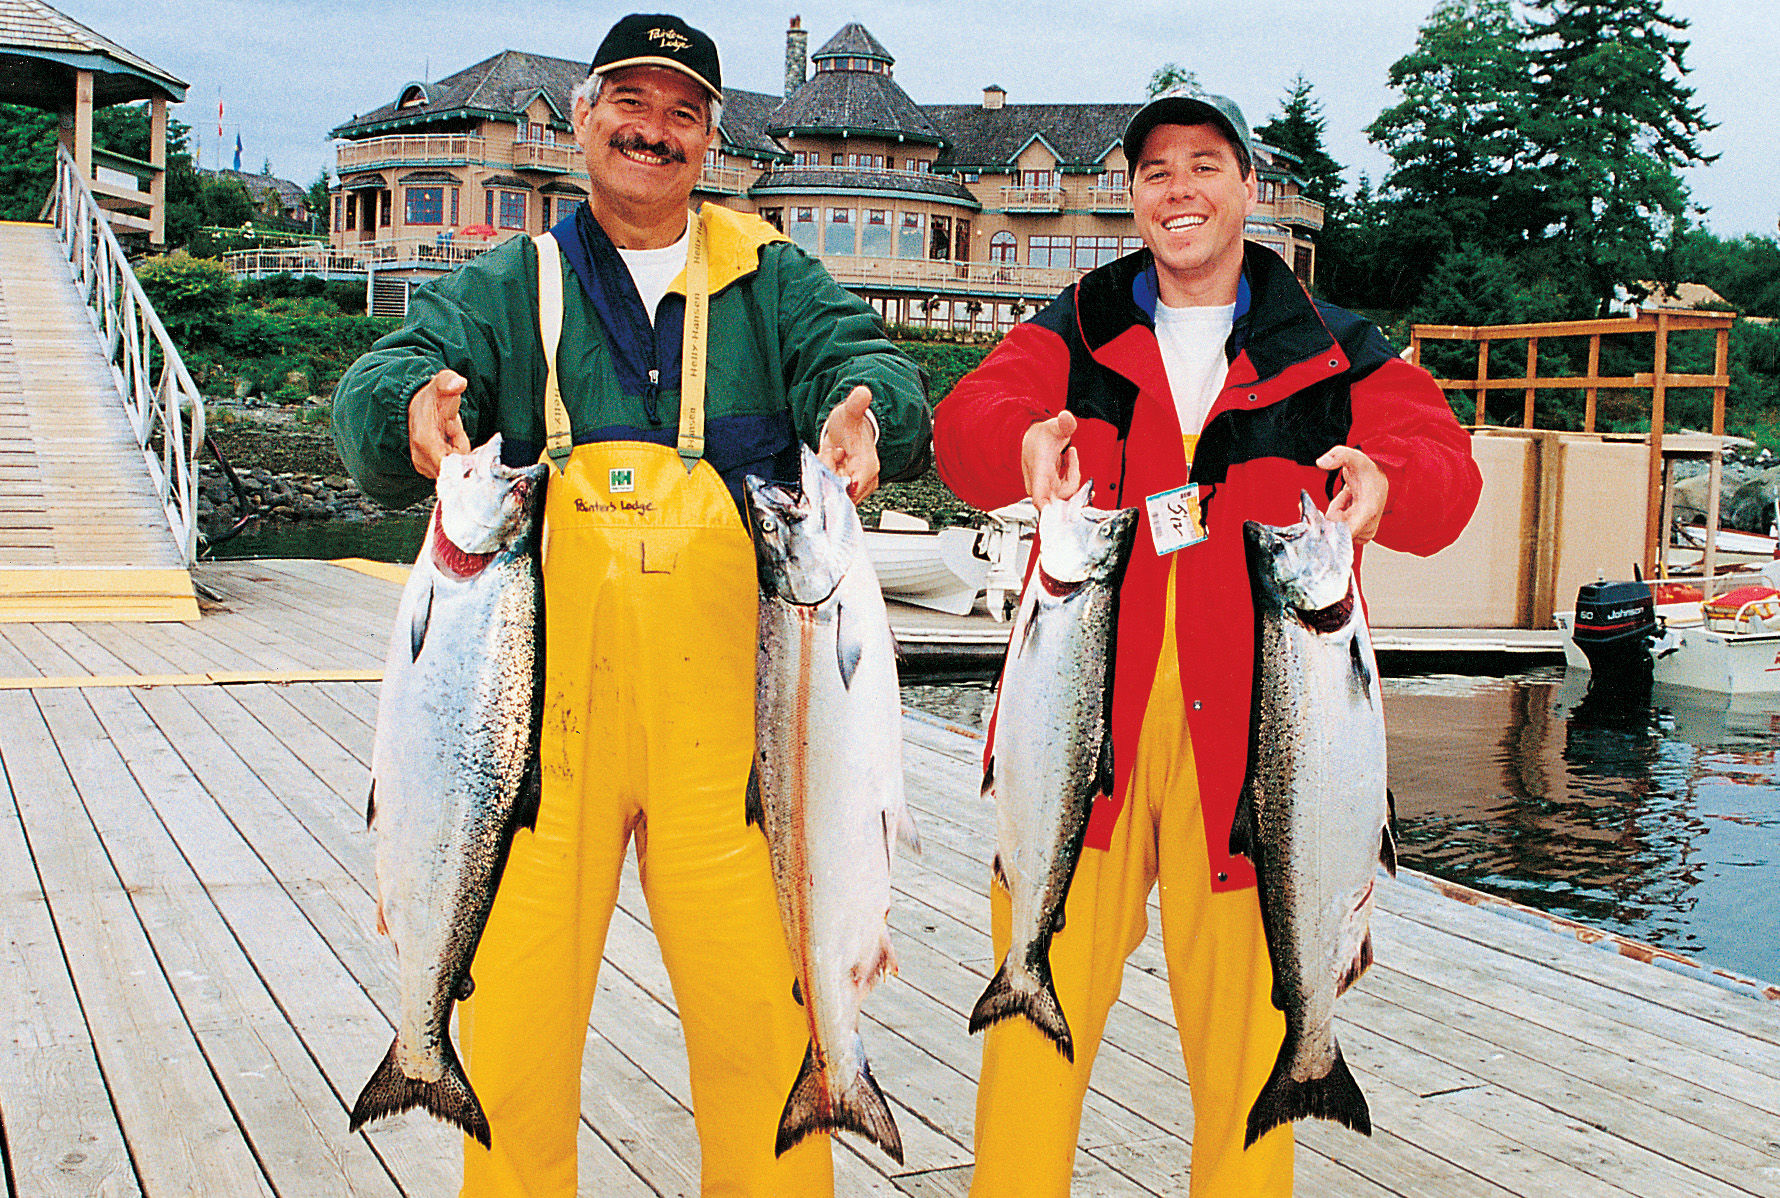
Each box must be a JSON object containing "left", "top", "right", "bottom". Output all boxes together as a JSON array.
[{"left": 398, "top": 84, "right": 429, "bottom": 109}]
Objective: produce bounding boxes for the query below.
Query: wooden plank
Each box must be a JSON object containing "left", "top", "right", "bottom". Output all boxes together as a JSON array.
[
  {"left": 0, "top": 730, "right": 141, "bottom": 1198},
  {"left": 42, "top": 687, "right": 407, "bottom": 1196},
  {"left": 0, "top": 690, "right": 272, "bottom": 1195}
]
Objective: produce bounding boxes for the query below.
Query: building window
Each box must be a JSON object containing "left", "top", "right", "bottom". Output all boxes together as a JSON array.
[
  {"left": 499, "top": 191, "right": 526, "bottom": 229},
  {"left": 789, "top": 206, "right": 819, "bottom": 253},
  {"left": 332, "top": 195, "right": 341, "bottom": 232},
  {"left": 1027, "top": 235, "right": 1072, "bottom": 268},
  {"left": 848, "top": 153, "right": 885, "bottom": 169},
  {"left": 451, "top": 187, "right": 459, "bottom": 225},
  {"left": 963, "top": 172, "right": 980, "bottom": 183},
  {"left": 1020, "top": 169, "right": 1054, "bottom": 190},
  {"left": 929, "top": 214, "right": 952, "bottom": 260},
  {"left": 758, "top": 207, "right": 783, "bottom": 232},
  {"left": 1100, "top": 170, "right": 1127, "bottom": 190},
  {"left": 832, "top": 153, "right": 844, "bottom": 166},
  {"left": 405, "top": 186, "right": 444, "bottom": 226},
  {"left": 885, "top": 155, "right": 895, "bottom": 170},
  {"left": 344, "top": 194, "right": 355, "bottom": 231},
  {"left": 861, "top": 209, "right": 891, "bottom": 257},
  {"left": 989, "top": 231, "right": 1016, "bottom": 263},
  {"left": 705, "top": 147, "right": 723, "bottom": 167},
  {"left": 541, "top": 196, "right": 551, "bottom": 227},
  {"left": 379, "top": 190, "right": 392, "bottom": 227},
  {"left": 825, "top": 207, "right": 856, "bottom": 255},
  {"left": 1074, "top": 236, "right": 1119, "bottom": 270},
  {"left": 1122, "top": 237, "right": 1144, "bottom": 255},
  {"left": 913, "top": 160, "right": 930, "bottom": 173},
  {"left": 486, "top": 191, "right": 493, "bottom": 225},
  {"left": 1258, "top": 179, "right": 1276, "bottom": 202},
  {"left": 955, "top": 219, "right": 971, "bottom": 262},
  {"left": 530, "top": 122, "right": 544, "bottom": 143},
  {"left": 897, "top": 211, "right": 923, "bottom": 259}
]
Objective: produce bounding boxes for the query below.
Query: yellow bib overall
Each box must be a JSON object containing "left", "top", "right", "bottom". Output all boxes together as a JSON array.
[{"left": 455, "top": 229, "right": 831, "bottom": 1197}]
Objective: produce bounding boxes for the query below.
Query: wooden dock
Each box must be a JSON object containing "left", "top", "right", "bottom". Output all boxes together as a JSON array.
[{"left": 2, "top": 558, "right": 1777, "bottom": 1197}]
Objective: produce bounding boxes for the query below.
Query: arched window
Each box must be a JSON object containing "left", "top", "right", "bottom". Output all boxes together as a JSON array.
[{"left": 990, "top": 231, "right": 1017, "bottom": 263}]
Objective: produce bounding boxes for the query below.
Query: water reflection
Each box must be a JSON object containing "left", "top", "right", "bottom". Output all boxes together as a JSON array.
[{"left": 903, "top": 667, "right": 1780, "bottom": 984}]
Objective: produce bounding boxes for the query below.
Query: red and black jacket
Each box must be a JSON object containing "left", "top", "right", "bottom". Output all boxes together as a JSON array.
[{"left": 936, "top": 243, "right": 1482, "bottom": 891}]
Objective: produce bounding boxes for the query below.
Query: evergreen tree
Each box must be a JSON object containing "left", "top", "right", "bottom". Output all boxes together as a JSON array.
[
  {"left": 1525, "top": 0, "right": 1715, "bottom": 313},
  {"left": 1146, "top": 64, "right": 1201, "bottom": 98},
  {"left": 1253, "top": 75, "right": 1344, "bottom": 208}
]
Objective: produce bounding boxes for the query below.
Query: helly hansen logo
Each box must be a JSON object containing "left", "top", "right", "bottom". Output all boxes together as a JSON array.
[
  {"left": 609, "top": 467, "right": 635, "bottom": 493},
  {"left": 649, "top": 27, "right": 691, "bottom": 51}
]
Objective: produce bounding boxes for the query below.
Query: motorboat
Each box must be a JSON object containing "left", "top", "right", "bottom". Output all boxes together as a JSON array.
[
  {"left": 1556, "top": 567, "right": 1780, "bottom": 695},
  {"left": 864, "top": 511, "right": 991, "bottom": 616}
]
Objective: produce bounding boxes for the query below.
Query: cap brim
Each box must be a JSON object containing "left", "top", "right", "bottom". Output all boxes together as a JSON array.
[
  {"left": 1126, "top": 97, "right": 1244, "bottom": 162},
  {"left": 594, "top": 56, "right": 722, "bottom": 102}
]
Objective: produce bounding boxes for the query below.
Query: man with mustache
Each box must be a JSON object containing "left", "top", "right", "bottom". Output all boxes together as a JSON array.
[
  {"left": 333, "top": 13, "right": 930, "bottom": 1197},
  {"left": 935, "top": 87, "right": 1479, "bottom": 1195}
]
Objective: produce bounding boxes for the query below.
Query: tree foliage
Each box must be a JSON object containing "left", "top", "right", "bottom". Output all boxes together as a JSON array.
[
  {"left": 1146, "top": 64, "right": 1202, "bottom": 98},
  {"left": 1253, "top": 75, "right": 1344, "bottom": 208}
]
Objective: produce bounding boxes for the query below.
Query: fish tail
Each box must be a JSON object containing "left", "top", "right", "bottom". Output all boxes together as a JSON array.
[
  {"left": 775, "top": 1041, "right": 905, "bottom": 1165},
  {"left": 1243, "top": 1037, "right": 1371, "bottom": 1148},
  {"left": 967, "top": 950, "right": 1074, "bottom": 1062},
  {"left": 349, "top": 1035, "right": 491, "bottom": 1149}
]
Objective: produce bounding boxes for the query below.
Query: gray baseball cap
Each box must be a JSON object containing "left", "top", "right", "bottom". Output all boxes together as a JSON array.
[{"left": 1123, "top": 86, "right": 1252, "bottom": 174}]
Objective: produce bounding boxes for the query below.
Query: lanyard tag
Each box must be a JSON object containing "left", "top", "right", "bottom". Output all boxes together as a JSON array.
[{"left": 1145, "top": 483, "right": 1209, "bottom": 555}]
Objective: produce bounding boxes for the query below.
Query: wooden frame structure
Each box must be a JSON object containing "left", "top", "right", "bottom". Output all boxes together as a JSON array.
[
  {"left": 1, "top": 0, "right": 188, "bottom": 244},
  {"left": 1409, "top": 311, "right": 1736, "bottom": 579}
]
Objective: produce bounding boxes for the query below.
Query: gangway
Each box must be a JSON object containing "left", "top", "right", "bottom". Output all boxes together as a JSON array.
[{"left": 0, "top": 147, "right": 203, "bottom": 621}]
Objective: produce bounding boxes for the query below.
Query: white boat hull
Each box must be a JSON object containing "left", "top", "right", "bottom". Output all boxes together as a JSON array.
[
  {"left": 1556, "top": 607, "right": 1780, "bottom": 695},
  {"left": 864, "top": 526, "right": 989, "bottom": 616}
]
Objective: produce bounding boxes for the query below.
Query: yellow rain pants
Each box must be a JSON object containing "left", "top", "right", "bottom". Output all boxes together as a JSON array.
[
  {"left": 971, "top": 557, "right": 1294, "bottom": 1198},
  {"left": 456, "top": 442, "right": 832, "bottom": 1198}
]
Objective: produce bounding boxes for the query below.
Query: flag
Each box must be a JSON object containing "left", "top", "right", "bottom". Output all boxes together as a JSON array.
[
  {"left": 217, "top": 94, "right": 223, "bottom": 139},
  {"left": 233, "top": 133, "right": 242, "bottom": 172}
]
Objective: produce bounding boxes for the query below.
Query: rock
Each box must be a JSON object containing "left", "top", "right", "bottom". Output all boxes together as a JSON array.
[{"left": 1725, "top": 466, "right": 1780, "bottom": 532}]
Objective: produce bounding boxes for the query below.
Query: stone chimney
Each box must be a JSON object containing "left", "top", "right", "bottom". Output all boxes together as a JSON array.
[
  {"left": 983, "top": 85, "right": 1006, "bottom": 110},
  {"left": 785, "top": 16, "right": 808, "bottom": 97}
]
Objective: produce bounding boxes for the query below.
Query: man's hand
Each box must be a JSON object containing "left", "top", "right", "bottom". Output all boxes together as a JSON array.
[
  {"left": 408, "top": 369, "right": 473, "bottom": 479},
  {"left": 1021, "top": 410, "right": 1081, "bottom": 508},
  {"left": 819, "top": 384, "right": 881, "bottom": 502},
  {"left": 1318, "top": 445, "right": 1389, "bottom": 544}
]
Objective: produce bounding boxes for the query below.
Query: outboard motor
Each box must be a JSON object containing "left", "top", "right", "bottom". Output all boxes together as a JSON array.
[{"left": 1572, "top": 578, "right": 1658, "bottom": 682}]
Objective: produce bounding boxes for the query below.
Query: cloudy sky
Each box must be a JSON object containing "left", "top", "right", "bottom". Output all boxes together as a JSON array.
[{"left": 54, "top": 0, "right": 1779, "bottom": 239}]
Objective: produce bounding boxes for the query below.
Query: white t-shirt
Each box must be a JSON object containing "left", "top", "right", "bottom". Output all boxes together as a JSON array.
[
  {"left": 1153, "top": 301, "right": 1235, "bottom": 436},
  {"left": 616, "top": 215, "right": 691, "bottom": 324}
]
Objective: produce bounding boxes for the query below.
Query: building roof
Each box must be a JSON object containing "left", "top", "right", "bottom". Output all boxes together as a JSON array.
[
  {"left": 813, "top": 23, "right": 893, "bottom": 63},
  {"left": 926, "top": 102, "right": 1138, "bottom": 172},
  {"left": 333, "top": 49, "right": 583, "bottom": 137},
  {"left": 717, "top": 87, "right": 787, "bottom": 161},
  {"left": 750, "top": 167, "right": 979, "bottom": 208},
  {"left": 198, "top": 166, "right": 309, "bottom": 212},
  {"left": 0, "top": 0, "right": 186, "bottom": 107},
  {"left": 768, "top": 67, "right": 943, "bottom": 146}
]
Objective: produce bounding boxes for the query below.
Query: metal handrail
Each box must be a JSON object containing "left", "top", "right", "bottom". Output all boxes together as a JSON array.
[{"left": 50, "top": 145, "right": 204, "bottom": 565}]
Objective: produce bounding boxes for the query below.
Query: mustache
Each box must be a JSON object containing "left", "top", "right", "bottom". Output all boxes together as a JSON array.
[{"left": 607, "top": 132, "right": 686, "bottom": 164}]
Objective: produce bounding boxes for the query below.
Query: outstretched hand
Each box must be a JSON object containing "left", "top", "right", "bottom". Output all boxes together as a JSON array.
[
  {"left": 408, "top": 369, "right": 473, "bottom": 479},
  {"left": 819, "top": 385, "right": 881, "bottom": 502},
  {"left": 1021, "top": 410, "right": 1081, "bottom": 508},
  {"left": 1318, "top": 445, "right": 1388, "bottom": 544}
]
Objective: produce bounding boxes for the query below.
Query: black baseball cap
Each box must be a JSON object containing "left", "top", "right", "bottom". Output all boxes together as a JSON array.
[
  {"left": 1123, "top": 86, "right": 1252, "bottom": 175},
  {"left": 590, "top": 14, "right": 722, "bottom": 102}
]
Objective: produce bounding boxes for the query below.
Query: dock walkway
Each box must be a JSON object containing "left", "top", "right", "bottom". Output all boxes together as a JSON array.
[{"left": 2, "top": 559, "right": 1776, "bottom": 1197}]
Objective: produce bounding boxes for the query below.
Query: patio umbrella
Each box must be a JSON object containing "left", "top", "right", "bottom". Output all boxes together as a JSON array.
[{"left": 460, "top": 223, "right": 498, "bottom": 238}]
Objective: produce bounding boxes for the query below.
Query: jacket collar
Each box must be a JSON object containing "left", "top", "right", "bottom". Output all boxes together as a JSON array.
[{"left": 1078, "top": 241, "right": 1341, "bottom": 392}]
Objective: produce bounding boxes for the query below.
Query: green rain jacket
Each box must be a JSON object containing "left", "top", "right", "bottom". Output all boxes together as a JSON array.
[{"left": 333, "top": 203, "right": 931, "bottom": 511}]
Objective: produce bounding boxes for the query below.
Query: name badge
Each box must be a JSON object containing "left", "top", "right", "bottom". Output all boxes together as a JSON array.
[{"left": 1145, "top": 483, "right": 1208, "bottom": 555}]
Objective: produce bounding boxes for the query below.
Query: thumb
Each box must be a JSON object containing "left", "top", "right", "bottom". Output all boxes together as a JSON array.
[{"left": 1054, "top": 409, "right": 1078, "bottom": 438}]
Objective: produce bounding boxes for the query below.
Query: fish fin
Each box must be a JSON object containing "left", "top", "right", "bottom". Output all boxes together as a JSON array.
[
  {"left": 1338, "top": 933, "right": 1374, "bottom": 997},
  {"left": 968, "top": 950, "right": 1074, "bottom": 1063},
  {"left": 894, "top": 804, "right": 922, "bottom": 856},
  {"left": 792, "top": 977, "right": 803, "bottom": 1006},
  {"left": 515, "top": 757, "right": 542, "bottom": 833},
  {"left": 455, "top": 973, "right": 475, "bottom": 1002},
  {"left": 349, "top": 1033, "right": 490, "bottom": 1148},
  {"left": 1381, "top": 790, "right": 1399, "bottom": 877},
  {"left": 1016, "top": 606, "right": 1040, "bottom": 660},
  {"left": 1229, "top": 781, "right": 1256, "bottom": 861},
  {"left": 1348, "top": 631, "right": 1373, "bottom": 698},
  {"left": 408, "top": 575, "right": 433, "bottom": 662},
  {"left": 1094, "top": 726, "right": 1116, "bottom": 801},
  {"left": 1051, "top": 904, "right": 1066, "bottom": 935},
  {"left": 775, "top": 1040, "right": 905, "bottom": 1165},
  {"left": 990, "top": 853, "right": 1009, "bottom": 892},
  {"left": 836, "top": 599, "right": 865, "bottom": 690},
  {"left": 1244, "top": 1035, "right": 1371, "bottom": 1148},
  {"left": 745, "top": 762, "right": 765, "bottom": 828},
  {"left": 365, "top": 780, "right": 376, "bottom": 830},
  {"left": 374, "top": 899, "right": 387, "bottom": 938},
  {"left": 981, "top": 757, "right": 994, "bottom": 801}
]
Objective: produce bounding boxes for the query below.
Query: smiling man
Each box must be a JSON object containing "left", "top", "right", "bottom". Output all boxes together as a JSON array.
[
  {"left": 934, "top": 87, "right": 1480, "bottom": 1196},
  {"left": 332, "top": 13, "right": 929, "bottom": 1198}
]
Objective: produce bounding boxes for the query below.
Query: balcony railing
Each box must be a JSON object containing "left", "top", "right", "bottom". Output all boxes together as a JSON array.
[
  {"left": 222, "top": 233, "right": 517, "bottom": 278},
  {"left": 336, "top": 134, "right": 490, "bottom": 172},
  {"left": 512, "top": 141, "right": 576, "bottom": 173},
  {"left": 696, "top": 164, "right": 748, "bottom": 194},
  {"left": 817, "top": 254, "right": 1078, "bottom": 297},
  {"left": 1000, "top": 186, "right": 1064, "bottom": 213},
  {"left": 1262, "top": 194, "right": 1325, "bottom": 230},
  {"left": 1085, "top": 187, "right": 1131, "bottom": 213}
]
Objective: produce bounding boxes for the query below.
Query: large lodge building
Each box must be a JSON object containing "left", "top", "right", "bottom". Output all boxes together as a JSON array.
[{"left": 310, "top": 19, "right": 1323, "bottom": 324}]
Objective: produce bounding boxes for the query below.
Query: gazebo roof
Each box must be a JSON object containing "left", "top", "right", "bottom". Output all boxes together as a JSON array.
[{"left": 0, "top": 0, "right": 187, "bottom": 109}]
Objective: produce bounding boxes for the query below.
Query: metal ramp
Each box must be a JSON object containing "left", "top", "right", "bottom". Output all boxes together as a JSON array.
[{"left": 0, "top": 218, "right": 198, "bottom": 621}]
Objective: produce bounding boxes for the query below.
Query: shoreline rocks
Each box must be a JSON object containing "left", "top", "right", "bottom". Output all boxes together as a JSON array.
[{"left": 197, "top": 462, "right": 428, "bottom": 541}]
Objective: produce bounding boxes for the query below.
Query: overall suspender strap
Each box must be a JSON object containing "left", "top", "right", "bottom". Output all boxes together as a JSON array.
[
  {"left": 677, "top": 211, "right": 710, "bottom": 471},
  {"left": 532, "top": 232, "right": 572, "bottom": 469}
]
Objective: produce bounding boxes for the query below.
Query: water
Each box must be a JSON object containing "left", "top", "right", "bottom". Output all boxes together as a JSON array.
[
  {"left": 204, "top": 512, "right": 429, "bottom": 562},
  {"left": 902, "top": 667, "right": 1780, "bottom": 986}
]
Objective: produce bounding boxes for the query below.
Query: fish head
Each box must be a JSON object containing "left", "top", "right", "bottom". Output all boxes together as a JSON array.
[
  {"left": 1243, "top": 490, "right": 1353, "bottom": 617},
  {"left": 1035, "top": 483, "right": 1140, "bottom": 593},
  {"left": 433, "top": 434, "right": 548, "bottom": 558},
  {"left": 745, "top": 445, "right": 861, "bottom": 606}
]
